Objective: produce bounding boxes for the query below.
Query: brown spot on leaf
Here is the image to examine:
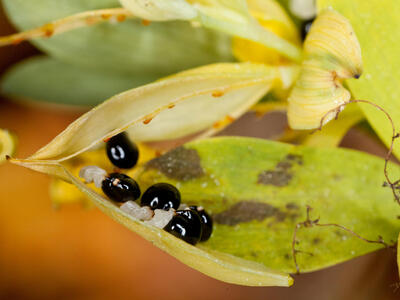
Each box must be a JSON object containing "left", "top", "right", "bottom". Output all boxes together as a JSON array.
[
  {"left": 213, "top": 201, "right": 283, "bottom": 226},
  {"left": 286, "top": 203, "right": 299, "bottom": 210},
  {"left": 258, "top": 154, "right": 303, "bottom": 187},
  {"left": 146, "top": 147, "right": 205, "bottom": 181},
  {"left": 313, "top": 237, "right": 321, "bottom": 245}
]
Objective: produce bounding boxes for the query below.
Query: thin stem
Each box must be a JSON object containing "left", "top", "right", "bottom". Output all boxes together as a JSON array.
[
  {"left": 0, "top": 8, "right": 134, "bottom": 47},
  {"left": 315, "top": 100, "right": 400, "bottom": 205},
  {"left": 291, "top": 206, "right": 390, "bottom": 274}
]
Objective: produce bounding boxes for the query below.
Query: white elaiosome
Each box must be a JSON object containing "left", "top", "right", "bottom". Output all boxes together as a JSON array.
[
  {"left": 79, "top": 165, "right": 107, "bottom": 188},
  {"left": 120, "top": 201, "right": 154, "bottom": 221},
  {"left": 289, "top": 0, "right": 316, "bottom": 20},
  {"left": 144, "top": 209, "right": 175, "bottom": 228}
]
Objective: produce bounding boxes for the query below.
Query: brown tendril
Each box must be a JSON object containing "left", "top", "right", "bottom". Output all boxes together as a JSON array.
[
  {"left": 314, "top": 99, "right": 400, "bottom": 205},
  {"left": 291, "top": 206, "right": 390, "bottom": 274}
]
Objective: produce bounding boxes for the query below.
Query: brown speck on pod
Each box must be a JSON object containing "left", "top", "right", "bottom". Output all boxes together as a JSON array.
[
  {"left": 101, "top": 14, "right": 112, "bottom": 20},
  {"left": 43, "top": 24, "right": 54, "bottom": 38},
  {"left": 212, "top": 91, "right": 224, "bottom": 98},
  {"left": 117, "top": 15, "right": 127, "bottom": 22},
  {"left": 12, "top": 38, "right": 24, "bottom": 45},
  {"left": 142, "top": 19, "right": 151, "bottom": 26},
  {"left": 143, "top": 117, "right": 153, "bottom": 125},
  {"left": 85, "top": 16, "right": 98, "bottom": 25},
  {"left": 212, "top": 115, "right": 235, "bottom": 129},
  {"left": 168, "top": 104, "right": 175, "bottom": 109}
]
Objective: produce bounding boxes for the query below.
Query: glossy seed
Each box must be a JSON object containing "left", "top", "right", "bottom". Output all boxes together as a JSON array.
[
  {"left": 102, "top": 173, "right": 141, "bottom": 203},
  {"left": 106, "top": 132, "right": 139, "bottom": 169},
  {"left": 190, "top": 206, "right": 213, "bottom": 242},
  {"left": 301, "top": 18, "right": 314, "bottom": 40},
  {"left": 141, "top": 183, "right": 181, "bottom": 211},
  {"left": 164, "top": 211, "right": 202, "bottom": 245}
]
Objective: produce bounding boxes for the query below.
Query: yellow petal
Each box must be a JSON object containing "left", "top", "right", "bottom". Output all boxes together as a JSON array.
[
  {"left": 232, "top": 0, "right": 301, "bottom": 65},
  {"left": 0, "top": 129, "right": 17, "bottom": 163},
  {"left": 288, "top": 9, "right": 363, "bottom": 129}
]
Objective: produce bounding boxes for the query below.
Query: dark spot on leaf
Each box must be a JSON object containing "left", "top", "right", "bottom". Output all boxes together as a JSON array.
[
  {"left": 313, "top": 237, "right": 321, "bottom": 245},
  {"left": 250, "top": 251, "right": 258, "bottom": 258},
  {"left": 284, "top": 254, "right": 290, "bottom": 260},
  {"left": 213, "top": 201, "right": 283, "bottom": 226},
  {"left": 257, "top": 154, "right": 303, "bottom": 186},
  {"left": 146, "top": 146, "right": 204, "bottom": 181},
  {"left": 257, "top": 170, "right": 292, "bottom": 187},
  {"left": 286, "top": 203, "right": 299, "bottom": 210}
]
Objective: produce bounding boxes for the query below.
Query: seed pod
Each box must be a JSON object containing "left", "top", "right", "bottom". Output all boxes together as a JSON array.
[{"left": 288, "top": 9, "right": 363, "bottom": 130}]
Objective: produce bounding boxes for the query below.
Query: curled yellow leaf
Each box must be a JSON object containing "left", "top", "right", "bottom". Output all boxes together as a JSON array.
[{"left": 288, "top": 9, "right": 363, "bottom": 130}]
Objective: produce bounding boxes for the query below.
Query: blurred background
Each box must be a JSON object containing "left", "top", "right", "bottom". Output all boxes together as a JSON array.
[{"left": 0, "top": 4, "right": 399, "bottom": 300}]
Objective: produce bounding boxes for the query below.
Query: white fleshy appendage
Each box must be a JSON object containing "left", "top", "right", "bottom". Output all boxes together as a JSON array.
[
  {"left": 144, "top": 209, "right": 175, "bottom": 228},
  {"left": 120, "top": 201, "right": 154, "bottom": 221},
  {"left": 79, "top": 166, "right": 108, "bottom": 188}
]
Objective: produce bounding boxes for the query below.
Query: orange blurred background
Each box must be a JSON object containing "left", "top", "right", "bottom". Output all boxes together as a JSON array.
[{"left": 0, "top": 5, "right": 399, "bottom": 300}]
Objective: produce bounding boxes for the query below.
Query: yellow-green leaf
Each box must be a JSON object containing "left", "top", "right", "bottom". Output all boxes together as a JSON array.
[
  {"left": 137, "top": 137, "right": 400, "bottom": 273},
  {"left": 317, "top": 0, "right": 400, "bottom": 159}
]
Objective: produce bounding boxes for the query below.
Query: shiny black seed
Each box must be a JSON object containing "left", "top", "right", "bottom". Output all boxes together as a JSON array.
[
  {"left": 164, "top": 211, "right": 202, "bottom": 245},
  {"left": 106, "top": 132, "right": 139, "bottom": 169},
  {"left": 102, "top": 173, "right": 141, "bottom": 203},
  {"left": 301, "top": 18, "right": 315, "bottom": 40},
  {"left": 141, "top": 183, "right": 181, "bottom": 210},
  {"left": 190, "top": 206, "right": 213, "bottom": 242},
  {"left": 176, "top": 209, "right": 202, "bottom": 241}
]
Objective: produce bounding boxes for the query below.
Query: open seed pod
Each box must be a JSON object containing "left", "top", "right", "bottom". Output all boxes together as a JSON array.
[{"left": 7, "top": 61, "right": 400, "bottom": 286}]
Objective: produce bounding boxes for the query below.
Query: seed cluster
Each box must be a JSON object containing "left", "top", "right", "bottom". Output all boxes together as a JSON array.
[{"left": 79, "top": 132, "right": 213, "bottom": 245}]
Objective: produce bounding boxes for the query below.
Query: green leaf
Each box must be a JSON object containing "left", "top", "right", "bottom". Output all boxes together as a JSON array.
[
  {"left": 1, "top": 56, "right": 162, "bottom": 107},
  {"left": 2, "top": 0, "right": 233, "bottom": 75},
  {"left": 137, "top": 137, "right": 400, "bottom": 273},
  {"left": 317, "top": 0, "right": 400, "bottom": 159}
]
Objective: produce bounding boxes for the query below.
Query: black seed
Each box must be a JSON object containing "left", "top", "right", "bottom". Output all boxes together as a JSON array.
[
  {"left": 190, "top": 206, "right": 213, "bottom": 242},
  {"left": 106, "top": 132, "right": 139, "bottom": 169},
  {"left": 164, "top": 211, "right": 202, "bottom": 245},
  {"left": 102, "top": 173, "right": 141, "bottom": 203},
  {"left": 176, "top": 209, "right": 203, "bottom": 242},
  {"left": 301, "top": 18, "right": 315, "bottom": 40},
  {"left": 141, "top": 183, "right": 181, "bottom": 210}
]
